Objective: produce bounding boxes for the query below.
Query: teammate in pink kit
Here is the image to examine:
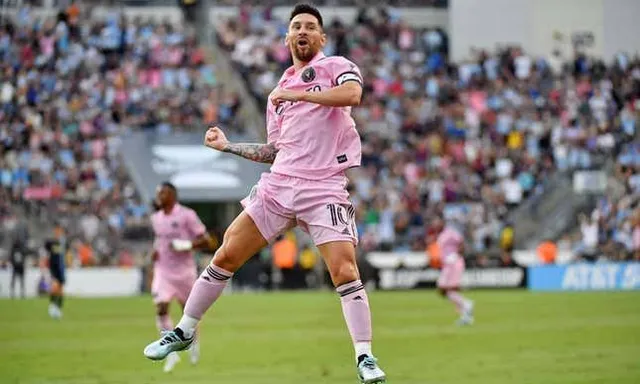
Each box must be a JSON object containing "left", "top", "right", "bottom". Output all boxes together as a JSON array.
[
  {"left": 143, "top": 4, "right": 386, "bottom": 383},
  {"left": 150, "top": 182, "right": 213, "bottom": 372},
  {"left": 435, "top": 220, "right": 475, "bottom": 325}
]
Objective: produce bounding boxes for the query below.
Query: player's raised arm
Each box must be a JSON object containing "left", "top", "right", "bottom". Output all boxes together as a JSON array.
[
  {"left": 270, "top": 81, "right": 362, "bottom": 108},
  {"left": 303, "top": 81, "right": 362, "bottom": 107},
  {"left": 204, "top": 126, "right": 279, "bottom": 164}
]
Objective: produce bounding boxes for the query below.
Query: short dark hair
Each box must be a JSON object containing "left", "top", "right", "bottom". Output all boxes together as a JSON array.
[
  {"left": 160, "top": 181, "right": 177, "bottom": 196},
  {"left": 290, "top": 3, "right": 323, "bottom": 28}
]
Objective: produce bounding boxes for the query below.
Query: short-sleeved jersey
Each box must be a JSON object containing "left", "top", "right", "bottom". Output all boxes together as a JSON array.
[
  {"left": 151, "top": 204, "right": 206, "bottom": 280},
  {"left": 437, "top": 226, "right": 464, "bottom": 264},
  {"left": 268, "top": 52, "right": 363, "bottom": 180}
]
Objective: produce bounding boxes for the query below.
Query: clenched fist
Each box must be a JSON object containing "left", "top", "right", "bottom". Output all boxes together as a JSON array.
[{"left": 204, "top": 126, "right": 229, "bottom": 151}]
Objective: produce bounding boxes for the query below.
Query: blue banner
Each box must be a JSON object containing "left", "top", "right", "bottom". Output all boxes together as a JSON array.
[{"left": 528, "top": 262, "right": 640, "bottom": 291}]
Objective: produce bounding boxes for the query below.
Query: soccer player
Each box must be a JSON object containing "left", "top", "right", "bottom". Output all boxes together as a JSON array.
[
  {"left": 10, "top": 240, "right": 27, "bottom": 299},
  {"left": 150, "top": 182, "right": 214, "bottom": 372},
  {"left": 9, "top": 216, "right": 29, "bottom": 298},
  {"left": 43, "top": 224, "right": 66, "bottom": 319},
  {"left": 143, "top": 4, "right": 386, "bottom": 383},
  {"left": 435, "top": 219, "right": 475, "bottom": 325}
]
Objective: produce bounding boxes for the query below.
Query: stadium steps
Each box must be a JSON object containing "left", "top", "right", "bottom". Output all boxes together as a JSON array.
[
  {"left": 512, "top": 156, "right": 625, "bottom": 250},
  {"left": 512, "top": 172, "right": 579, "bottom": 249},
  {"left": 191, "top": 12, "right": 265, "bottom": 142}
]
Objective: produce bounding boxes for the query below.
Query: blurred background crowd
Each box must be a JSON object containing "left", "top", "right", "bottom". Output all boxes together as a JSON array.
[
  {"left": 1, "top": 1, "right": 639, "bottom": 275},
  {"left": 216, "top": 5, "right": 639, "bottom": 264}
]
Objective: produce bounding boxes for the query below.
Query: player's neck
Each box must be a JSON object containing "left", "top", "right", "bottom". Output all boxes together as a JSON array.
[
  {"left": 293, "top": 58, "right": 310, "bottom": 70},
  {"left": 162, "top": 203, "right": 177, "bottom": 214}
]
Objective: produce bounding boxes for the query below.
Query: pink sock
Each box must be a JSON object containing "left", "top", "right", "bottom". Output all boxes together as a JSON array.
[
  {"left": 183, "top": 264, "right": 233, "bottom": 320},
  {"left": 337, "top": 280, "right": 372, "bottom": 347},
  {"left": 155, "top": 314, "right": 173, "bottom": 332},
  {"left": 446, "top": 291, "right": 466, "bottom": 313}
]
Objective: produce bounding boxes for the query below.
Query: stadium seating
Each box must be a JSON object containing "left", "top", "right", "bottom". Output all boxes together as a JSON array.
[
  {"left": 2, "top": 3, "right": 638, "bottom": 267},
  {"left": 217, "top": 5, "right": 639, "bottom": 260},
  {"left": 0, "top": 5, "right": 236, "bottom": 265}
]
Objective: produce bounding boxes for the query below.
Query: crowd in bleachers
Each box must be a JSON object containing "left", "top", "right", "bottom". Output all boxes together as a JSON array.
[
  {"left": 214, "top": 0, "right": 448, "bottom": 6},
  {"left": 217, "top": 5, "right": 640, "bottom": 259},
  {"left": 0, "top": 4, "right": 236, "bottom": 266},
  {"left": 573, "top": 139, "right": 640, "bottom": 262},
  {"left": 2, "top": 3, "right": 639, "bottom": 270}
]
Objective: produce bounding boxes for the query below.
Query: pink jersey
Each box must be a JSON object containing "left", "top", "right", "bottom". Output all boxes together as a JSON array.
[
  {"left": 151, "top": 204, "right": 206, "bottom": 280},
  {"left": 437, "top": 226, "right": 464, "bottom": 264},
  {"left": 268, "top": 52, "right": 363, "bottom": 180}
]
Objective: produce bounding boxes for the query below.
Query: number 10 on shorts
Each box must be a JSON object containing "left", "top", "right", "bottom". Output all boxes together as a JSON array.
[{"left": 326, "top": 203, "right": 357, "bottom": 236}]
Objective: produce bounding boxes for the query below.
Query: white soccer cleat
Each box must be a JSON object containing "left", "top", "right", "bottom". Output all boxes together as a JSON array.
[
  {"left": 144, "top": 329, "right": 194, "bottom": 361},
  {"left": 456, "top": 315, "right": 474, "bottom": 326},
  {"left": 357, "top": 355, "right": 386, "bottom": 384},
  {"left": 163, "top": 352, "right": 181, "bottom": 373},
  {"left": 457, "top": 301, "right": 475, "bottom": 326},
  {"left": 48, "top": 304, "right": 62, "bottom": 320},
  {"left": 189, "top": 340, "right": 200, "bottom": 365}
]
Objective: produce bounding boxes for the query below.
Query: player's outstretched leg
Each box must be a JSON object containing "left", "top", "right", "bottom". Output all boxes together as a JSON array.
[
  {"left": 143, "top": 212, "right": 267, "bottom": 361},
  {"left": 48, "top": 280, "right": 64, "bottom": 320},
  {"left": 318, "top": 241, "right": 386, "bottom": 384},
  {"left": 440, "top": 288, "right": 474, "bottom": 325}
]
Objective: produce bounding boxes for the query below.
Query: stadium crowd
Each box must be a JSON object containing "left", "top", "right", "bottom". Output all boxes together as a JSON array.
[
  {"left": 0, "top": 4, "right": 235, "bottom": 266},
  {"left": 2, "top": 3, "right": 638, "bottom": 271},
  {"left": 218, "top": 5, "right": 640, "bottom": 261},
  {"left": 572, "top": 139, "right": 640, "bottom": 262}
]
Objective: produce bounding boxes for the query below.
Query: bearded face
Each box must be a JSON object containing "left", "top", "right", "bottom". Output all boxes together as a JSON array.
[{"left": 287, "top": 13, "right": 326, "bottom": 63}]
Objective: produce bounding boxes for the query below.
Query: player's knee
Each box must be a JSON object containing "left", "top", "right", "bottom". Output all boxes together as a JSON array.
[
  {"left": 211, "top": 240, "right": 239, "bottom": 272},
  {"left": 330, "top": 260, "right": 359, "bottom": 287},
  {"left": 438, "top": 288, "right": 447, "bottom": 297}
]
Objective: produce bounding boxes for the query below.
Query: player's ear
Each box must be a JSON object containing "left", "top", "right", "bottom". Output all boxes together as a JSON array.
[
  {"left": 284, "top": 32, "right": 290, "bottom": 46},
  {"left": 320, "top": 32, "right": 327, "bottom": 47}
]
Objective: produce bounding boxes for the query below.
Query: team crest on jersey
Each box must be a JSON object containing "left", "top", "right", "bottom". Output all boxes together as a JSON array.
[{"left": 301, "top": 67, "right": 316, "bottom": 83}]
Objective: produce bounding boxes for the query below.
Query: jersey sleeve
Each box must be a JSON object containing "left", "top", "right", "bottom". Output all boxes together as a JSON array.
[
  {"left": 329, "top": 57, "right": 363, "bottom": 87},
  {"left": 185, "top": 209, "right": 206, "bottom": 239}
]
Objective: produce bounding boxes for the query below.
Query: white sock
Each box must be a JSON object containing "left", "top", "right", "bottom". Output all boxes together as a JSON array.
[
  {"left": 176, "top": 315, "right": 199, "bottom": 338},
  {"left": 355, "top": 342, "right": 372, "bottom": 361},
  {"left": 463, "top": 299, "right": 474, "bottom": 311}
]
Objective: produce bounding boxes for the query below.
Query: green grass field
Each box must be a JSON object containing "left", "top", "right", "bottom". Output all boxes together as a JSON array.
[{"left": 1, "top": 290, "right": 639, "bottom": 384}]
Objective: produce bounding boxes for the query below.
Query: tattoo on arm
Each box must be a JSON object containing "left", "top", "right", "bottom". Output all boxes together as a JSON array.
[{"left": 222, "top": 143, "right": 279, "bottom": 163}]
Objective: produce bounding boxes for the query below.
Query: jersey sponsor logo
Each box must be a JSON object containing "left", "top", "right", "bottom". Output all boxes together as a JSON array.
[
  {"left": 301, "top": 67, "right": 316, "bottom": 83},
  {"left": 337, "top": 154, "right": 348, "bottom": 164},
  {"left": 336, "top": 71, "right": 361, "bottom": 85},
  {"left": 275, "top": 100, "right": 297, "bottom": 115}
]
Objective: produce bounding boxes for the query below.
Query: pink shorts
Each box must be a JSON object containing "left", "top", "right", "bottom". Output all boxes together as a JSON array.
[
  {"left": 241, "top": 172, "right": 358, "bottom": 246},
  {"left": 437, "top": 255, "right": 465, "bottom": 289},
  {"left": 151, "top": 272, "right": 197, "bottom": 304}
]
